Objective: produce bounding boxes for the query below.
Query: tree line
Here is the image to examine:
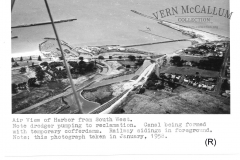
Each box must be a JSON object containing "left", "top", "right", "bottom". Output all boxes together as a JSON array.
[{"left": 170, "top": 56, "right": 223, "bottom": 71}]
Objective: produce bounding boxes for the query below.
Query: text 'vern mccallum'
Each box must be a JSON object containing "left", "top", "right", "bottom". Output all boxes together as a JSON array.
[{"left": 152, "top": 5, "right": 233, "bottom": 19}]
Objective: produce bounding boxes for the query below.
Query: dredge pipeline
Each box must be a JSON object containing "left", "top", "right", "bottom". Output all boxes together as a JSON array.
[
  {"left": 122, "top": 39, "right": 190, "bottom": 48},
  {"left": 12, "top": 18, "right": 77, "bottom": 29}
]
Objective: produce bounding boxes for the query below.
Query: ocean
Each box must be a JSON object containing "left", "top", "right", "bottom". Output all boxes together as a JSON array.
[{"left": 11, "top": 0, "right": 230, "bottom": 55}]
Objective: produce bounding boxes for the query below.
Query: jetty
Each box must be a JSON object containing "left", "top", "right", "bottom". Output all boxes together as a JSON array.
[{"left": 11, "top": 18, "right": 77, "bottom": 29}]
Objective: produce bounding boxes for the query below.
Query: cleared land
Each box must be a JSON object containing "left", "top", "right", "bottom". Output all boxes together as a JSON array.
[{"left": 122, "top": 88, "right": 230, "bottom": 114}]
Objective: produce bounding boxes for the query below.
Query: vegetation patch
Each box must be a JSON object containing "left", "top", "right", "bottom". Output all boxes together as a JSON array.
[
  {"left": 12, "top": 81, "right": 68, "bottom": 113},
  {"left": 82, "top": 85, "right": 114, "bottom": 105}
]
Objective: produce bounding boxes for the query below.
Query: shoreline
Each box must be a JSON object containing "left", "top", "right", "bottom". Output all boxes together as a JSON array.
[{"left": 11, "top": 50, "right": 44, "bottom": 58}]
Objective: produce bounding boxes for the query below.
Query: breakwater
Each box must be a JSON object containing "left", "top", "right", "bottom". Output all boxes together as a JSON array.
[
  {"left": 11, "top": 36, "right": 18, "bottom": 39},
  {"left": 12, "top": 18, "right": 77, "bottom": 28}
]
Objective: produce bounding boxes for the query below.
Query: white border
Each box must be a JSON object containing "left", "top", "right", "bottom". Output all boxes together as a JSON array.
[{"left": 1, "top": 0, "right": 240, "bottom": 160}]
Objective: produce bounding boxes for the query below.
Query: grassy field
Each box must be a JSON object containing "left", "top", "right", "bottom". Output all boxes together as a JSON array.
[
  {"left": 180, "top": 55, "right": 203, "bottom": 62},
  {"left": 160, "top": 66, "right": 219, "bottom": 77},
  {"left": 12, "top": 74, "right": 28, "bottom": 84}
]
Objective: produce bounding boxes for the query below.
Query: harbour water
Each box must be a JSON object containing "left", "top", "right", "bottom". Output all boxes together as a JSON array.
[{"left": 12, "top": 0, "right": 229, "bottom": 55}]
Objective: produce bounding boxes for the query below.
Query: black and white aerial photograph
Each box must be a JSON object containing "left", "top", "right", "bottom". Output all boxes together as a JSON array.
[{"left": 11, "top": 0, "right": 230, "bottom": 114}]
